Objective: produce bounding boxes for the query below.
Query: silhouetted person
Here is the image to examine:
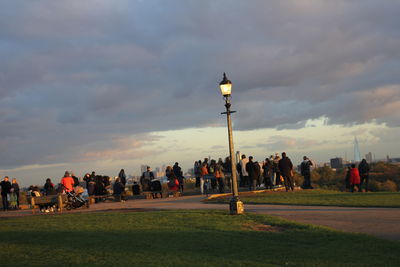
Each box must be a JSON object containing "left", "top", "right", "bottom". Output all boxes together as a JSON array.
[
  {"left": 279, "top": 152, "right": 294, "bottom": 191},
  {"left": 358, "top": 159, "right": 370, "bottom": 192},
  {"left": 118, "top": 169, "right": 127, "bottom": 186},
  {"left": 0, "top": 176, "right": 11, "bottom": 211},
  {"left": 301, "top": 156, "right": 313, "bottom": 189}
]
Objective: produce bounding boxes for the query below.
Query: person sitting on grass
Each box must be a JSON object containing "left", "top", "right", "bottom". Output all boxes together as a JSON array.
[{"left": 350, "top": 164, "right": 361, "bottom": 193}]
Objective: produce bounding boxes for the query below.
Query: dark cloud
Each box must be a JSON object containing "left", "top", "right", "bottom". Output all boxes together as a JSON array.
[{"left": 1, "top": 0, "right": 400, "bottom": 169}]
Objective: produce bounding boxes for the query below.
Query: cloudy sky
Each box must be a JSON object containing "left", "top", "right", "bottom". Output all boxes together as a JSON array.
[{"left": 1, "top": 0, "right": 399, "bottom": 186}]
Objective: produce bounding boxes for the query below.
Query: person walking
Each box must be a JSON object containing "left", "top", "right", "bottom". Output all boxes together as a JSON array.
[
  {"left": 0, "top": 176, "right": 12, "bottom": 211},
  {"left": 358, "top": 159, "right": 370, "bottom": 192},
  {"left": 118, "top": 169, "right": 127, "bottom": 186},
  {"left": 279, "top": 152, "right": 294, "bottom": 191},
  {"left": 301, "top": 156, "right": 314, "bottom": 189},
  {"left": 350, "top": 164, "right": 361, "bottom": 193}
]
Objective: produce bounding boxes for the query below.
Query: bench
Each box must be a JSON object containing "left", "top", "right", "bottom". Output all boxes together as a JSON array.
[{"left": 28, "top": 194, "right": 67, "bottom": 214}]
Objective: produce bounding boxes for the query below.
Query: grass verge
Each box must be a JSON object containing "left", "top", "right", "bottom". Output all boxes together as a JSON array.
[
  {"left": 208, "top": 189, "right": 400, "bottom": 208},
  {"left": 0, "top": 210, "right": 399, "bottom": 266}
]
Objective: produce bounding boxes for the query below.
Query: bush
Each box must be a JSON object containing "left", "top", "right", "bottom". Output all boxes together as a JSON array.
[{"left": 380, "top": 180, "right": 398, "bottom": 192}]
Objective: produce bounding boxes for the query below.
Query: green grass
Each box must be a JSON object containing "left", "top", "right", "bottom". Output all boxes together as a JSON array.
[
  {"left": 0, "top": 210, "right": 399, "bottom": 266},
  {"left": 210, "top": 190, "right": 400, "bottom": 208}
]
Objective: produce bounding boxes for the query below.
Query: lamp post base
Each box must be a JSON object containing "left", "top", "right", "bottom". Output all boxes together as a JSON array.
[{"left": 229, "top": 197, "right": 244, "bottom": 215}]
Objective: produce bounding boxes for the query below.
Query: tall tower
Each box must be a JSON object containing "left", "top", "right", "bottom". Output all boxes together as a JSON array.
[{"left": 354, "top": 137, "right": 361, "bottom": 162}]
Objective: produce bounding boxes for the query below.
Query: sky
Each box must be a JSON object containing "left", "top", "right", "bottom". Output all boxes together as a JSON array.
[{"left": 1, "top": 0, "right": 399, "bottom": 186}]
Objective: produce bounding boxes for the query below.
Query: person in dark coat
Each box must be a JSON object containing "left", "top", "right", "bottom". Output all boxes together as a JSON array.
[
  {"left": 83, "top": 173, "right": 96, "bottom": 196},
  {"left": 173, "top": 162, "right": 184, "bottom": 193},
  {"left": 113, "top": 178, "right": 126, "bottom": 202},
  {"left": 44, "top": 178, "right": 56, "bottom": 195},
  {"left": 263, "top": 158, "right": 273, "bottom": 189},
  {"left": 246, "top": 156, "right": 259, "bottom": 191},
  {"left": 118, "top": 169, "right": 127, "bottom": 186},
  {"left": 0, "top": 176, "right": 12, "bottom": 211},
  {"left": 140, "top": 166, "right": 154, "bottom": 191},
  {"left": 301, "top": 156, "right": 314, "bottom": 189},
  {"left": 278, "top": 152, "right": 294, "bottom": 191},
  {"left": 358, "top": 159, "right": 370, "bottom": 192}
]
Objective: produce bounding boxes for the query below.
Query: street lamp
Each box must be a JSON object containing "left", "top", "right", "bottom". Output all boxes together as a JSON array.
[{"left": 219, "top": 73, "right": 244, "bottom": 215}]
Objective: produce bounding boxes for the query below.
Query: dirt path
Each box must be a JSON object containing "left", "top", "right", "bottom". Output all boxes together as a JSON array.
[{"left": 1, "top": 195, "right": 400, "bottom": 241}]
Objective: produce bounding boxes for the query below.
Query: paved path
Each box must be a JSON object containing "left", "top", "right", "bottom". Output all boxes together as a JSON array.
[{"left": 1, "top": 195, "right": 400, "bottom": 241}]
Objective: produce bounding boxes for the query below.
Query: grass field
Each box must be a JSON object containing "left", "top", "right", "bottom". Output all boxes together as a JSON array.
[
  {"left": 0, "top": 210, "right": 399, "bottom": 266},
  {"left": 209, "top": 189, "right": 400, "bottom": 208}
]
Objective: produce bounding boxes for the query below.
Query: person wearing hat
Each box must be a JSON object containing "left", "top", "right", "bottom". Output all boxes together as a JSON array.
[{"left": 61, "top": 171, "right": 75, "bottom": 192}]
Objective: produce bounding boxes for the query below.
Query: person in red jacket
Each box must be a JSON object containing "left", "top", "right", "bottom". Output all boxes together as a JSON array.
[
  {"left": 349, "top": 164, "right": 361, "bottom": 193},
  {"left": 61, "top": 171, "right": 75, "bottom": 192}
]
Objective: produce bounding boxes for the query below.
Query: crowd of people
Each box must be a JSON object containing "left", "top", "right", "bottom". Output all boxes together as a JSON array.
[
  {"left": 0, "top": 153, "right": 373, "bottom": 211},
  {"left": 193, "top": 152, "right": 307, "bottom": 194}
]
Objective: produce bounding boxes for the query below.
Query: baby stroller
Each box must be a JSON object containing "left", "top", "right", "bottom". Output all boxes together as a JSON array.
[{"left": 63, "top": 185, "right": 89, "bottom": 210}]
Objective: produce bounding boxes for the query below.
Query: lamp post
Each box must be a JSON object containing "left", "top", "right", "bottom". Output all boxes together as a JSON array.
[{"left": 219, "top": 73, "right": 244, "bottom": 215}]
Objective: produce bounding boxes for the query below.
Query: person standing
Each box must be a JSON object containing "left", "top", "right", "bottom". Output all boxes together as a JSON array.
[
  {"left": 0, "top": 176, "right": 12, "bottom": 211},
  {"left": 246, "top": 156, "right": 258, "bottom": 191},
  {"left": 273, "top": 154, "right": 282, "bottom": 186},
  {"left": 194, "top": 160, "right": 201, "bottom": 188},
  {"left": 358, "top": 159, "right": 370, "bottom": 192},
  {"left": 118, "top": 169, "right": 127, "bottom": 186},
  {"left": 301, "top": 156, "right": 314, "bottom": 189},
  {"left": 200, "top": 162, "right": 209, "bottom": 194},
  {"left": 222, "top": 157, "right": 232, "bottom": 191},
  {"left": 239, "top": 154, "right": 249, "bottom": 187},
  {"left": 263, "top": 158, "right": 273, "bottom": 189},
  {"left": 215, "top": 159, "right": 225, "bottom": 193},
  {"left": 350, "top": 164, "right": 361, "bottom": 193},
  {"left": 173, "top": 162, "right": 184, "bottom": 193},
  {"left": 279, "top": 152, "right": 294, "bottom": 191},
  {"left": 140, "top": 166, "right": 154, "bottom": 191},
  {"left": 11, "top": 178, "right": 20, "bottom": 209}
]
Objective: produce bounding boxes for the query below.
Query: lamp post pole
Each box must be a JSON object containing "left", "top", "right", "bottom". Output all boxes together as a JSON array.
[{"left": 220, "top": 73, "right": 244, "bottom": 215}]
